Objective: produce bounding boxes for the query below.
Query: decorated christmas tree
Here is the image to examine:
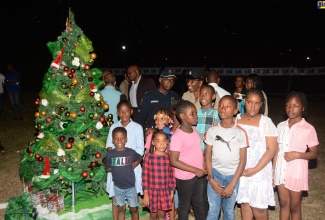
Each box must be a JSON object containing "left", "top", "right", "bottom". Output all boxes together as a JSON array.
[{"left": 18, "top": 10, "right": 111, "bottom": 204}]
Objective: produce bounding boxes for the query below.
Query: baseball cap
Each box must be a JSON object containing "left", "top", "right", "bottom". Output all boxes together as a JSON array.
[
  {"left": 160, "top": 69, "right": 176, "bottom": 78},
  {"left": 186, "top": 68, "right": 205, "bottom": 79}
]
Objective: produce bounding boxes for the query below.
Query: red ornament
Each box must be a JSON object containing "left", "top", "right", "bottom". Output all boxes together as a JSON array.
[
  {"left": 51, "top": 195, "right": 57, "bottom": 201},
  {"left": 66, "top": 142, "right": 72, "bottom": 149},
  {"left": 28, "top": 186, "right": 34, "bottom": 192},
  {"left": 38, "top": 156, "right": 44, "bottom": 162},
  {"left": 85, "top": 64, "right": 90, "bottom": 70},
  {"left": 91, "top": 162, "right": 97, "bottom": 167},
  {"left": 70, "top": 68, "right": 76, "bottom": 73},
  {"left": 90, "top": 84, "right": 95, "bottom": 90},
  {"left": 80, "top": 106, "right": 85, "bottom": 112},
  {"left": 90, "top": 92, "right": 95, "bottom": 97},
  {"left": 64, "top": 66, "right": 69, "bottom": 72},
  {"left": 29, "top": 152, "right": 34, "bottom": 157},
  {"left": 95, "top": 152, "right": 101, "bottom": 159},
  {"left": 88, "top": 77, "right": 93, "bottom": 82},
  {"left": 35, "top": 154, "right": 41, "bottom": 159},
  {"left": 81, "top": 171, "right": 88, "bottom": 178},
  {"left": 59, "top": 136, "right": 66, "bottom": 142},
  {"left": 34, "top": 99, "right": 40, "bottom": 105},
  {"left": 68, "top": 73, "right": 73, "bottom": 79},
  {"left": 100, "top": 116, "right": 105, "bottom": 122},
  {"left": 102, "top": 121, "right": 108, "bottom": 126},
  {"left": 68, "top": 137, "right": 75, "bottom": 143},
  {"left": 46, "top": 117, "right": 52, "bottom": 123}
]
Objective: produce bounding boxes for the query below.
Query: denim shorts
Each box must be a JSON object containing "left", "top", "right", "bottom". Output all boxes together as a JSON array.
[{"left": 114, "top": 186, "right": 138, "bottom": 208}]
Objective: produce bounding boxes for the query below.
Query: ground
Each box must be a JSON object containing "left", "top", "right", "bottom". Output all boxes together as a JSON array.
[{"left": 0, "top": 91, "right": 324, "bottom": 220}]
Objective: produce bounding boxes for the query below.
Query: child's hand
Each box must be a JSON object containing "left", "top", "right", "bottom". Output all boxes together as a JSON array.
[
  {"left": 132, "top": 161, "right": 140, "bottom": 168},
  {"left": 284, "top": 151, "right": 298, "bottom": 162},
  {"left": 242, "top": 168, "right": 257, "bottom": 177},
  {"left": 221, "top": 185, "right": 234, "bottom": 198},
  {"left": 209, "top": 179, "right": 224, "bottom": 195},
  {"left": 142, "top": 194, "right": 149, "bottom": 207},
  {"left": 195, "top": 168, "right": 206, "bottom": 177}
]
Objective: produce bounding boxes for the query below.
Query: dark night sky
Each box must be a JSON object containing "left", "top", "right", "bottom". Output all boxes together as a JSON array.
[{"left": 0, "top": 0, "right": 324, "bottom": 89}]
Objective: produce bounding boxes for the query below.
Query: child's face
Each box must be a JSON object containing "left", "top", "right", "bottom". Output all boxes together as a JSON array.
[
  {"left": 245, "top": 93, "right": 263, "bottom": 117},
  {"left": 199, "top": 87, "right": 216, "bottom": 107},
  {"left": 218, "top": 97, "right": 238, "bottom": 119},
  {"left": 112, "top": 131, "right": 127, "bottom": 150},
  {"left": 235, "top": 77, "right": 245, "bottom": 88},
  {"left": 180, "top": 105, "right": 198, "bottom": 126},
  {"left": 152, "top": 133, "right": 169, "bottom": 153},
  {"left": 286, "top": 97, "right": 304, "bottom": 120},
  {"left": 154, "top": 112, "right": 169, "bottom": 129},
  {"left": 245, "top": 78, "right": 254, "bottom": 90},
  {"left": 117, "top": 104, "right": 133, "bottom": 123}
]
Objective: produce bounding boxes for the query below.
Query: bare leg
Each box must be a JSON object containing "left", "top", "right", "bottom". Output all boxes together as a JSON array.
[
  {"left": 168, "top": 200, "right": 175, "bottom": 220},
  {"left": 278, "top": 184, "right": 291, "bottom": 220},
  {"left": 112, "top": 197, "right": 119, "bottom": 220},
  {"left": 289, "top": 190, "right": 302, "bottom": 220},
  {"left": 129, "top": 206, "right": 139, "bottom": 220},
  {"left": 252, "top": 207, "right": 268, "bottom": 220},
  {"left": 157, "top": 210, "right": 166, "bottom": 220},
  {"left": 117, "top": 204, "right": 126, "bottom": 220},
  {"left": 240, "top": 203, "right": 253, "bottom": 220}
]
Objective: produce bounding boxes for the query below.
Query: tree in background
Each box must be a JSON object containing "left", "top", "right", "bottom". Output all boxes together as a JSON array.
[{"left": 19, "top": 10, "right": 111, "bottom": 200}]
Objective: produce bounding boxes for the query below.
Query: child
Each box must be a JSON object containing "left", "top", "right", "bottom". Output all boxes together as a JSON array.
[
  {"left": 144, "top": 108, "right": 171, "bottom": 155},
  {"left": 235, "top": 88, "right": 278, "bottom": 219},
  {"left": 232, "top": 75, "right": 246, "bottom": 114},
  {"left": 205, "top": 95, "right": 248, "bottom": 219},
  {"left": 105, "top": 127, "right": 143, "bottom": 220},
  {"left": 106, "top": 100, "right": 144, "bottom": 219},
  {"left": 142, "top": 131, "right": 176, "bottom": 219},
  {"left": 197, "top": 84, "right": 220, "bottom": 152},
  {"left": 169, "top": 100, "right": 207, "bottom": 220},
  {"left": 245, "top": 74, "right": 268, "bottom": 116},
  {"left": 273, "top": 91, "right": 319, "bottom": 219}
]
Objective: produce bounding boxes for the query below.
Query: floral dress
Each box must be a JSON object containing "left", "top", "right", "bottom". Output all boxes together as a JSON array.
[{"left": 236, "top": 115, "right": 278, "bottom": 209}]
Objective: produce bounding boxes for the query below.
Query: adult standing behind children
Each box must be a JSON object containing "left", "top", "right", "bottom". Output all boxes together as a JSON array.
[
  {"left": 206, "top": 69, "right": 230, "bottom": 108},
  {"left": 182, "top": 69, "right": 205, "bottom": 110},
  {"left": 127, "top": 65, "right": 156, "bottom": 121},
  {"left": 119, "top": 72, "right": 130, "bottom": 100},
  {"left": 4, "top": 63, "right": 23, "bottom": 120},
  {"left": 245, "top": 74, "right": 268, "bottom": 116},
  {"left": 235, "top": 88, "right": 278, "bottom": 220},
  {"left": 205, "top": 95, "right": 248, "bottom": 219},
  {"left": 232, "top": 75, "right": 246, "bottom": 114},
  {"left": 105, "top": 127, "right": 143, "bottom": 220},
  {"left": 136, "top": 69, "right": 178, "bottom": 129},
  {"left": 106, "top": 100, "right": 144, "bottom": 220},
  {"left": 0, "top": 72, "right": 5, "bottom": 117},
  {"left": 101, "top": 71, "right": 126, "bottom": 123}
]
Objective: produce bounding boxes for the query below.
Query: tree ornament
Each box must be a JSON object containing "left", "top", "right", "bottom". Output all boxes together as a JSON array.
[
  {"left": 102, "top": 158, "right": 106, "bottom": 164},
  {"left": 38, "top": 156, "right": 44, "bottom": 162},
  {"left": 56, "top": 113, "right": 61, "bottom": 119},
  {"left": 34, "top": 99, "right": 40, "bottom": 105},
  {"left": 70, "top": 52, "right": 75, "bottom": 57},
  {"left": 61, "top": 82, "right": 68, "bottom": 89},
  {"left": 63, "top": 123, "right": 68, "bottom": 128},
  {"left": 63, "top": 72, "right": 68, "bottom": 76},
  {"left": 35, "top": 154, "right": 41, "bottom": 160},
  {"left": 81, "top": 155, "right": 87, "bottom": 160},
  {"left": 90, "top": 53, "right": 97, "bottom": 60},
  {"left": 80, "top": 106, "right": 85, "bottom": 112},
  {"left": 67, "top": 166, "right": 73, "bottom": 172},
  {"left": 102, "top": 121, "right": 108, "bottom": 126},
  {"left": 91, "top": 162, "right": 97, "bottom": 167},
  {"left": 68, "top": 137, "right": 75, "bottom": 143},
  {"left": 49, "top": 127, "right": 55, "bottom": 132},
  {"left": 70, "top": 68, "right": 76, "bottom": 74},
  {"left": 35, "top": 112, "right": 40, "bottom": 118},
  {"left": 71, "top": 78, "right": 78, "bottom": 85},
  {"left": 64, "top": 66, "right": 69, "bottom": 72},
  {"left": 108, "top": 121, "right": 114, "bottom": 126},
  {"left": 89, "top": 171, "right": 95, "bottom": 178},
  {"left": 46, "top": 117, "right": 52, "bottom": 123},
  {"left": 29, "top": 152, "right": 34, "bottom": 157},
  {"left": 95, "top": 152, "right": 101, "bottom": 159},
  {"left": 108, "top": 114, "right": 113, "bottom": 120},
  {"left": 79, "top": 133, "right": 86, "bottom": 139},
  {"left": 40, "top": 157, "right": 51, "bottom": 179},
  {"left": 52, "top": 110, "right": 57, "bottom": 116},
  {"left": 85, "top": 64, "right": 90, "bottom": 71},
  {"left": 96, "top": 101, "right": 102, "bottom": 107},
  {"left": 62, "top": 157, "right": 68, "bottom": 163},
  {"left": 103, "top": 103, "right": 109, "bottom": 110},
  {"left": 65, "top": 112, "right": 70, "bottom": 117},
  {"left": 40, "top": 111, "right": 47, "bottom": 116},
  {"left": 59, "top": 107, "right": 66, "bottom": 112},
  {"left": 67, "top": 93, "right": 72, "bottom": 98},
  {"left": 88, "top": 113, "right": 94, "bottom": 119},
  {"left": 100, "top": 116, "right": 105, "bottom": 122},
  {"left": 51, "top": 48, "right": 64, "bottom": 69},
  {"left": 88, "top": 77, "right": 93, "bottom": 82},
  {"left": 79, "top": 84, "right": 84, "bottom": 90},
  {"left": 89, "top": 137, "right": 95, "bottom": 142},
  {"left": 70, "top": 112, "right": 78, "bottom": 119},
  {"left": 81, "top": 171, "right": 88, "bottom": 178},
  {"left": 66, "top": 142, "right": 72, "bottom": 149},
  {"left": 89, "top": 91, "right": 95, "bottom": 97},
  {"left": 68, "top": 73, "right": 73, "bottom": 79}
]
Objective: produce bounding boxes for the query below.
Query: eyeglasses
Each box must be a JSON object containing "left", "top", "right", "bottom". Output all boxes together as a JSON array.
[{"left": 186, "top": 78, "right": 201, "bottom": 83}]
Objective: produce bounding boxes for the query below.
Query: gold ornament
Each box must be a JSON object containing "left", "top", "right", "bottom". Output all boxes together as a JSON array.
[
  {"left": 72, "top": 78, "right": 79, "bottom": 85},
  {"left": 70, "top": 112, "right": 78, "bottom": 119},
  {"left": 79, "top": 85, "right": 84, "bottom": 90},
  {"left": 103, "top": 103, "right": 109, "bottom": 110},
  {"left": 96, "top": 101, "right": 102, "bottom": 107},
  {"left": 89, "top": 137, "right": 95, "bottom": 142},
  {"left": 40, "top": 111, "right": 47, "bottom": 116},
  {"left": 90, "top": 53, "right": 97, "bottom": 60},
  {"left": 52, "top": 110, "right": 57, "bottom": 116},
  {"left": 35, "top": 112, "right": 40, "bottom": 118}
]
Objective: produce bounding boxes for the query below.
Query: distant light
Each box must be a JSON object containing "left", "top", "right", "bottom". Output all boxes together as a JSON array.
[
  {"left": 165, "top": 26, "right": 169, "bottom": 28},
  {"left": 288, "top": 49, "right": 292, "bottom": 52},
  {"left": 232, "top": 32, "right": 235, "bottom": 35},
  {"left": 165, "top": 58, "right": 168, "bottom": 61},
  {"left": 122, "top": 45, "right": 126, "bottom": 50},
  {"left": 306, "top": 56, "right": 310, "bottom": 60}
]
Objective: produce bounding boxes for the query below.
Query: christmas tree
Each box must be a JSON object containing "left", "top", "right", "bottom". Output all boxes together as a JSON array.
[{"left": 19, "top": 10, "right": 110, "bottom": 201}]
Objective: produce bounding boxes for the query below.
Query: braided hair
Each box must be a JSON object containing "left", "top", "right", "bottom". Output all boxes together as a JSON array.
[{"left": 246, "top": 88, "right": 265, "bottom": 114}]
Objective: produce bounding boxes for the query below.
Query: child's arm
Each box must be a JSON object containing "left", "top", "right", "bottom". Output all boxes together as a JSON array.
[
  {"left": 106, "top": 167, "right": 112, "bottom": 172},
  {"left": 272, "top": 144, "right": 280, "bottom": 187},
  {"left": 143, "top": 190, "right": 150, "bottom": 207},
  {"left": 133, "top": 153, "right": 143, "bottom": 168},
  {"left": 170, "top": 151, "right": 206, "bottom": 177},
  {"left": 142, "top": 156, "right": 150, "bottom": 207},
  {"left": 284, "top": 145, "right": 318, "bottom": 161},
  {"left": 242, "top": 136, "right": 277, "bottom": 177},
  {"left": 221, "top": 147, "right": 247, "bottom": 198},
  {"left": 205, "top": 144, "right": 224, "bottom": 195}
]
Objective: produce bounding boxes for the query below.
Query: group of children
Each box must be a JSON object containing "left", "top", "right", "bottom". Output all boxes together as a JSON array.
[{"left": 104, "top": 81, "right": 319, "bottom": 220}]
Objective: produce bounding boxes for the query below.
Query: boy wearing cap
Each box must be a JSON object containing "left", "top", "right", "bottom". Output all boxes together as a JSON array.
[
  {"left": 136, "top": 69, "right": 178, "bottom": 129},
  {"left": 182, "top": 69, "right": 205, "bottom": 110}
]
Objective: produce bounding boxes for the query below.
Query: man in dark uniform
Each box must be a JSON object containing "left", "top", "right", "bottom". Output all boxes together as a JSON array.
[{"left": 135, "top": 69, "right": 178, "bottom": 129}]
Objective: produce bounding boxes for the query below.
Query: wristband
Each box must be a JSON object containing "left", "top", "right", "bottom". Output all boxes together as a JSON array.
[{"left": 206, "top": 175, "right": 214, "bottom": 181}]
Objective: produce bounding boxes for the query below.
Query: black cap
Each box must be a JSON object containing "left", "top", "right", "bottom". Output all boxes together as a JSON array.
[
  {"left": 186, "top": 68, "right": 205, "bottom": 79},
  {"left": 160, "top": 69, "right": 176, "bottom": 78}
]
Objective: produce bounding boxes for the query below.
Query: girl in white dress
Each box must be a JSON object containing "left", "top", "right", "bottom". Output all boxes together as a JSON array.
[{"left": 236, "top": 88, "right": 278, "bottom": 220}]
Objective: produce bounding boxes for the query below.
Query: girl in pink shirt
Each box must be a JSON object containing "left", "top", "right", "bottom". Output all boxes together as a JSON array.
[
  {"left": 170, "top": 100, "right": 207, "bottom": 220},
  {"left": 273, "top": 91, "right": 319, "bottom": 220}
]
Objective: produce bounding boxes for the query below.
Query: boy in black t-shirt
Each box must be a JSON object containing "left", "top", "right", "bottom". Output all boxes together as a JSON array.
[{"left": 105, "top": 127, "right": 142, "bottom": 220}]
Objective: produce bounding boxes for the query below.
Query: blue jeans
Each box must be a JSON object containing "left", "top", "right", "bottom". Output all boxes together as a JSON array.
[
  {"left": 176, "top": 176, "right": 207, "bottom": 220},
  {"left": 113, "top": 186, "right": 138, "bottom": 208},
  {"left": 8, "top": 90, "right": 22, "bottom": 118},
  {"left": 207, "top": 168, "right": 240, "bottom": 220}
]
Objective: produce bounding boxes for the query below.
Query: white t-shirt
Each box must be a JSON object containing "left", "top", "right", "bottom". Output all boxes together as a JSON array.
[
  {"left": 209, "top": 82, "right": 230, "bottom": 99},
  {"left": 129, "top": 76, "right": 141, "bottom": 107},
  {"left": 205, "top": 124, "right": 248, "bottom": 175}
]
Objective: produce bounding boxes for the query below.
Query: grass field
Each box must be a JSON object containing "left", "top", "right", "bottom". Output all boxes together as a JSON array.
[{"left": 0, "top": 91, "right": 324, "bottom": 220}]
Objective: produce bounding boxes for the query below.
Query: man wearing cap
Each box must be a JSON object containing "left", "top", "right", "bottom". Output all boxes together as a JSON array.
[
  {"left": 136, "top": 69, "right": 178, "bottom": 128},
  {"left": 182, "top": 69, "right": 205, "bottom": 110},
  {"left": 127, "top": 65, "right": 156, "bottom": 121}
]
